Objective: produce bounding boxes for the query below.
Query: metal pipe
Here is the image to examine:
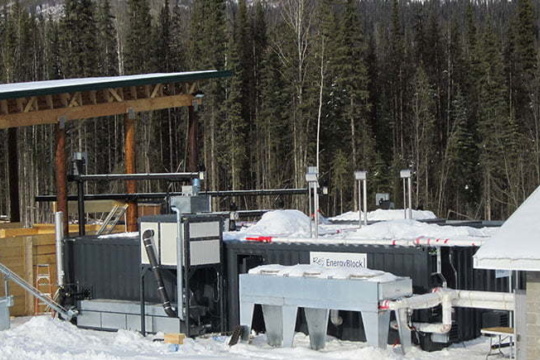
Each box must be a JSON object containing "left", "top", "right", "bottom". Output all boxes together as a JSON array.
[
  {"left": 362, "top": 179, "right": 367, "bottom": 226},
  {"left": 36, "top": 188, "right": 312, "bottom": 202},
  {"left": 407, "top": 177, "right": 413, "bottom": 220},
  {"left": 141, "top": 230, "right": 177, "bottom": 317},
  {"left": 171, "top": 207, "right": 185, "bottom": 321},
  {"left": 71, "top": 172, "right": 200, "bottom": 182},
  {"left": 55, "top": 212, "right": 65, "bottom": 288},
  {"left": 358, "top": 180, "right": 362, "bottom": 229},
  {"left": 402, "top": 178, "right": 406, "bottom": 219},
  {"left": 308, "top": 185, "right": 313, "bottom": 238},
  {"left": 77, "top": 180, "right": 85, "bottom": 236},
  {"left": 314, "top": 184, "right": 319, "bottom": 238}
]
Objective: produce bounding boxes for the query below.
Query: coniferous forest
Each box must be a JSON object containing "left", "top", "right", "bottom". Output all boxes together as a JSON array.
[{"left": 1, "top": 0, "right": 539, "bottom": 224}]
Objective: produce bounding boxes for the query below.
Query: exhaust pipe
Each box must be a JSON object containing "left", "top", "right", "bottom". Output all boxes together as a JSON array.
[{"left": 142, "top": 229, "right": 177, "bottom": 318}]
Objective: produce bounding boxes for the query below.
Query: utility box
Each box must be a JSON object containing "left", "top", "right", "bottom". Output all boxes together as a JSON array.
[
  {"left": 170, "top": 195, "right": 210, "bottom": 215},
  {"left": 140, "top": 214, "right": 221, "bottom": 267}
]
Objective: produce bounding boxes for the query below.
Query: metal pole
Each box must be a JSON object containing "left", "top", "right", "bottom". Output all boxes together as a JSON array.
[
  {"left": 172, "top": 207, "right": 185, "bottom": 321},
  {"left": 408, "top": 177, "right": 413, "bottom": 220},
  {"left": 403, "top": 178, "right": 407, "bottom": 219},
  {"left": 358, "top": 180, "right": 362, "bottom": 228},
  {"left": 314, "top": 184, "right": 319, "bottom": 238},
  {"left": 308, "top": 184, "right": 313, "bottom": 238},
  {"left": 140, "top": 267, "right": 146, "bottom": 336},
  {"left": 187, "top": 105, "right": 199, "bottom": 172},
  {"left": 77, "top": 180, "right": 85, "bottom": 236},
  {"left": 55, "top": 212, "right": 65, "bottom": 288},
  {"left": 362, "top": 179, "right": 368, "bottom": 226}
]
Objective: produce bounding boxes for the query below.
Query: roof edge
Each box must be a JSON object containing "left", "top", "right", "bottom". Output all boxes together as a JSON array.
[{"left": 0, "top": 70, "right": 233, "bottom": 101}]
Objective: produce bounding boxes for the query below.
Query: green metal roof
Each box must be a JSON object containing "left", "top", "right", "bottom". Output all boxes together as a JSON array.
[{"left": 0, "top": 70, "right": 232, "bottom": 100}]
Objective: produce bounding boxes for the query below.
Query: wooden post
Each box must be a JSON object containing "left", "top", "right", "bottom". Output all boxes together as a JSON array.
[
  {"left": 55, "top": 119, "right": 68, "bottom": 236},
  {"left": 187, "top": 105, "right": 198, "bottom": 172},
  {"left": 7, "top": 128, "right": 20, "bottom": 222},
  {"left": 125, "top": 111, "right": 138, "bottom": 232}
]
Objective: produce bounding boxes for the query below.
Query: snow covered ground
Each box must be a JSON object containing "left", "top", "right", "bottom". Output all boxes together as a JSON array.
[{"left": 1, "top": 316, "right": 493, "bottom": 360}]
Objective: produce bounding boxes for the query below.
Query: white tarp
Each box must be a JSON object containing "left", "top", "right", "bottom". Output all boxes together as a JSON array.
[{"left": 474, "top": 185, "right": 540, "bottom": 271}]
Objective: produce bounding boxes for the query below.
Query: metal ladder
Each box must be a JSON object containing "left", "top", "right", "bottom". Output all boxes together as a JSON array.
[
  {"left": 34, "top": 264, "right": 53, "bottom": 315},
  {"left": 97, "top": 203, "right": 129, "bottom": 235},
  {"left": 0, "top": 262, "right": 76, "bottom": 320}
]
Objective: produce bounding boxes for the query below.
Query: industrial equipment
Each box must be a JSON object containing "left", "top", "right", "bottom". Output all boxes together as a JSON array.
[{"left": 74, "top": 194, "right": 225, "bottom": 337}]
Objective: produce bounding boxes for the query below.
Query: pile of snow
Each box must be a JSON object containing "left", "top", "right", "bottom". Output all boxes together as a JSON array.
[
  {"left": 226, "top": 210, "right": 311, "bottom": 239},
  {"left": 0, "top": 316, "right": 491, "bottom": 360},
  {"left": 224, "top": 209, "right": 496, "bottom": 245},
  {"left": 331, "top": 209, "right": 437, "bottom": 222},
  {"left": 248, "top": 264, "right": 398, "bottom": 282},
  {"left": 341, "top": 219, "right": 496, "bottom": 241}
]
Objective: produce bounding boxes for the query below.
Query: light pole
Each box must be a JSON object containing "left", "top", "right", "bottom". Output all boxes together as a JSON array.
[
  {"left": 306, "top": 166, "right": 319, "bottom": 238},
  {"left": 354, "top": 171, "right": 368, "bottom": 227},
  {"left": 400, "top": 169, "right": 412, "bottom": 219}
]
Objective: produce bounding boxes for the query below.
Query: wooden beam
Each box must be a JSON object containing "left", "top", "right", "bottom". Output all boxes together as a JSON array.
[
  {"left": 1, "top": 100, "right": 9, "bottom": 114},
  {"left": 68, "top": 92, "right": 81, "bottom": 107},
  {"left": 16, "top": 98, "right": 24, "bottom": 112},
  {"left": 23, "top": 97, "right": 37, "bottom": 113},
  {"left": 55, "top": 120, "right": 69, "bottom": 236},
  {"left": 150, "top": 84, "right": 162, "bottom": 98},
  {"left": 109, "top": 88, "right": 123, "bottom": 102},
  {"left": 89, "top": 90, "right": 97, "bottom": 104},
  {"left": 60, "top": 93, "right": 69, "bottom": 107},
  {"left": 130, "top": 86, "right": 137, "bottom": 100},
  {"left": 45, "top": 95, "right": 54, "bottom": 109},
  {"left": 124, "top": 112, "right": 138, "bottom": 232},
  {"left": 103, "top": 89, "right": 112, "bottom": 102},
  {"left": 0, "top": 94, "right": 194, "bottom": 129}
]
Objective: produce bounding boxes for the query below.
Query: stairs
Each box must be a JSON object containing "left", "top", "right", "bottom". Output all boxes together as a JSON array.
[{"left": 97, "top": 203, "right": 129, "bottom": 235}]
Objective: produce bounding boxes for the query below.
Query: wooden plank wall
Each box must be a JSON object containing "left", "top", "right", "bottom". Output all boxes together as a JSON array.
[{"left": 0, "top": 234, "right": 57, "bottom": 316}]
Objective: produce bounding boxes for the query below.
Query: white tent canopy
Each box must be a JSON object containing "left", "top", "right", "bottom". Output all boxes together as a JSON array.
[{"left": 474, "top": 186, "right": 540, "bottom": 271}]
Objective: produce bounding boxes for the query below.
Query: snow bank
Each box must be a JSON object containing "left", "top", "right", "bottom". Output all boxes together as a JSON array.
[
  {"left": 0, "top": 316, "right": 491, "bottom": 360},
  {"left": 341, "top": 219, "right": 496, "bottom": 241},
  {"left": 331, "top": 209, "right": 438, "bottom": 222},
  {"left": 226, "top": 209, "right": 312, "bottom": 239}
]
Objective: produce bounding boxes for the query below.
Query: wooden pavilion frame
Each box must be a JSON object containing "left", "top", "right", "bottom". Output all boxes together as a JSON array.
[{"left": 0, "top": 70, "right": 231, "bottom": 234}]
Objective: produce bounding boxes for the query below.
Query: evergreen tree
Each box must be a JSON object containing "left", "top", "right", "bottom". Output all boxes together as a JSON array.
[
  {"left": 156, "top": 0, "right": 171, "bottom": 72},
  {"left": 411, "top": 66, "right": 436, "bottom": 209},
  {"left": 124, "top": 0, "right": 154, "bottom": 74},
  {"left": 60, "top": 0, "right": 99, "bottom": 78},
  {"left": 333, "top": 0, "right": 374, "bottom": 209},
  {"left": 45, "top": 15, "right": 62, "bottom": 80},
  {"left": 96, "top": 0, "right": 118, "bottom": 76}
]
